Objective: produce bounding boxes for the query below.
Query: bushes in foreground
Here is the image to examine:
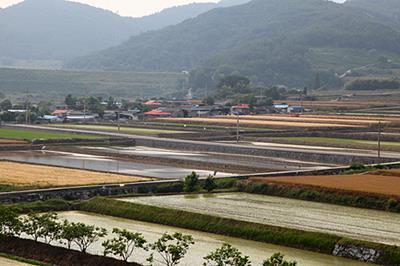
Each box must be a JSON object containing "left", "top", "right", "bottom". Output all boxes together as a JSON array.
[{"left": 0, "top": 205, "right": 296, "bottom": 266}]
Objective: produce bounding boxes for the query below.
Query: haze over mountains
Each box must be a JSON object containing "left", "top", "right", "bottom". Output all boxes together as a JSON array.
[
  {"left": 0, "top": 0, "right": 249, "bottom": 67},
  {"left": 68, "top": 0, "right": 400, "bottom": 87},
  {"left": 2, "top": 0, "right": 400, "bottom": 88}
]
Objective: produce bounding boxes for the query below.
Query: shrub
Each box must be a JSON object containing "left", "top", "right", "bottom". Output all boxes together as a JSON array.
[
  {"left": 204, "top": 175, "right": 217, "bottom": 192},
  {"left": 263, "top": 253, "right": 297, "bottom": 266},
  {"left": 21, "top": 212, "right": 61, "bottom": 244},
  {"left": 103, "top": 228, "right": 147, "bottom": 262},
  {"left": 148, "top": 232, "right": 194, "bottom": 266},
  {"left": 203, "top": 243, "right": 251, "bottom": 266},
  {"left": 0, "top": 205, "right": 21, "bottom": 236},
  {"left": 183, "top": 172, "right": 199, "bottom": 192}
]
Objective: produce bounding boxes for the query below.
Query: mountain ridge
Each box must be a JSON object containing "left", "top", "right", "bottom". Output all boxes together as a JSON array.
[
  {"left": 67, "top": 0, "right": 400, "bottom": 87},
  {"left": 0, "top": 0, "right": 247, "bottom": 67}
]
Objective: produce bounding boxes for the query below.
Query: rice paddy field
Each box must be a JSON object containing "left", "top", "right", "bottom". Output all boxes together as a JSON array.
[
  {"left": 250, "top": 169, "right": 400, "bottom": 197},
  {"left": 120, "top": 193, "right": 400, "bottom": 246},
  {"left": 0, "top": 161, "right": 150, "bottom": 189},
  {"left": 0, "top": 128, "right": 100, "bottom": 140}
]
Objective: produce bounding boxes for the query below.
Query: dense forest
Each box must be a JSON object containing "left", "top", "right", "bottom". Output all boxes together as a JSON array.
[{"left": 68, "top": 0, "right": 400, "bottom": 89}]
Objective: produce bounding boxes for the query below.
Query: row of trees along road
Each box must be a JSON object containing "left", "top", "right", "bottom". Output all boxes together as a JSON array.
[{"left": 0, "top": 205, "right": 296, "bottom": 266}]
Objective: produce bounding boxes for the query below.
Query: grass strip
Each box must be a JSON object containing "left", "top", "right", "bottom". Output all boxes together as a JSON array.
[
  {"left": 79, "top": 197, "right": 339, "bottom": 254},
  {"left": 0, "top": 128, "right": 99, "bottom": 140},
  {"left": 0, "top": 253, "right": 51, "bottom": 266}
]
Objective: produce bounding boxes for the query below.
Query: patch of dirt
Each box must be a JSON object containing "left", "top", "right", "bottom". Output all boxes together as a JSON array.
[{"left": 250, "top": 170, "right": 400, "bottom": 197}]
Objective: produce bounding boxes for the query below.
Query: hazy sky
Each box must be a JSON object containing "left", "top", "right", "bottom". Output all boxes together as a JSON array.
[{"left": 0, "top": 0, "right": 346, "bottom": 17}]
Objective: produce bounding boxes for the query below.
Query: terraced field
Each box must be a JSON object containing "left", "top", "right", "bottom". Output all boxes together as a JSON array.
[
  {"left": 120, "top": 193, "right": 400, "bottom": 246},
  {"left": 251, "top": 169, "right": 400, "bottom": 197},
  {"left": 158, "top": 117, "right": 362, "bottom": 129},
  {"left": 157, "top": 114, "right": 400, "bottom": 129}
]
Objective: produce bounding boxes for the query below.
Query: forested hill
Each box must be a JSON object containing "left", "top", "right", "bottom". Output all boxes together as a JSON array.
[
  {"left": 67, "top": 0, "right": 400, "bottom": 88},
  {"left": 346, "top": 0, "right": 400, "bottom": 27},
  {"left": 0, "top": 0, "right": 247, "bottom": 66}
]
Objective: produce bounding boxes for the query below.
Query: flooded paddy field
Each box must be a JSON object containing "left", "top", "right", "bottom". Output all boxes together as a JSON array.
[
  {"left": 57, "top": 211, "right": 369, "bottom": 266},
  {"left": 0, "top": 150, "right": 233, "bottom": 179},
  {"left": 120, "top": 193, "right": 400, "bottom": 246},
  {"left": 78, "top": 146, "right": 334, "bottom": 171}
]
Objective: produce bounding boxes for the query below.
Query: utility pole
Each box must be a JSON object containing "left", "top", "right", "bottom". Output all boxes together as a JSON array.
[
  {"left": 117, "top": 111, "right": 120, "bottom": 132},
  {"left": 378, "top": 120, "right": 382, "bottom": 161},
  {"left": 236, "top": 113, "right": 240, "bottom": 143}
]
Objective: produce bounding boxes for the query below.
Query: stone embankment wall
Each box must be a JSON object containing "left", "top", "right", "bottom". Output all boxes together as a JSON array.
[
  {"left": 333, "top": 244, "right": 382, "bottom": 263},
  {"left": 0, "top": 180, "right": 180, "bottom": 204}
]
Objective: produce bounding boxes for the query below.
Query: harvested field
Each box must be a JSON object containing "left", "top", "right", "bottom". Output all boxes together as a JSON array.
[
  {"left": 235, "top": 115, "right": 392, "bottom": 125},
  {"left": 0, "top": 139, "right": 28, "bottom": 145},
  {"left": 157, "top": 117, "right": 362, "bottom": 129},
  {"left": 250, "top": 169, "right": 400, "bottom": 197},
  {"left": 0, "top": 161, "right": 150, "bottom": 188},
  {"left": 274, "top": 100, "right": 399, "bottom": 110}
]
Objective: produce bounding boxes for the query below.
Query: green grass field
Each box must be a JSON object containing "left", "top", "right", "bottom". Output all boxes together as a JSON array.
[
  {"left": 49, "top": 124, "right": 185, "bottom": 135},
  {"left": 0, "top": 68, "right": 184, "bottom": 101},
  {"left": 0, "top": 128, "right": 100, "bottom": 140},
  {"left": 275, "top": 137, "right": 400, "bottom": 150}
]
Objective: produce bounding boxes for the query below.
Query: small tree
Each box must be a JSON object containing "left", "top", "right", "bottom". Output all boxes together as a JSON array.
[
  {"left": 263, "top": 253, "right": 297, "bottom": 266},
  {"left": 60, "top": 220, "right": 77, "bottom": 249},
  {"left": 70, "top": 223, "right": 107, "bottom": 253},
  {"left": 0, "top": 205, "right": 21, "bottom": 236},
  {"left": 183, "top": 172, "right": 199, "bottom": 192},
  {"left": 203, "top": 243, "right": 251, "bottom": 266},
  {"left": 103, "top": 228, "right": 147, "bottom": 262},
  {"left": 22, "top": 212, "right": 61, "bottom": 244},
  {"left": 148, "top": 232, "right": 195, "bottom": 266},
  {"left": 204, "top": 175, "right": 217, "bottom": 192}
]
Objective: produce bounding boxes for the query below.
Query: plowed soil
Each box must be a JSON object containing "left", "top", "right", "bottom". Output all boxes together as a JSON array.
[{"left": 250, "top": 170, "right": 400, "bottom": 197}]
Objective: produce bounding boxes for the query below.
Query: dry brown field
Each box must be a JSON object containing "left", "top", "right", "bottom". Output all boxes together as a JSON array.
[
  {"left": 0, "top": 162, "right": 150, "bottom": 188},
  {"left": 0, "top": 139, "right": 28, "bottom": 144},
  {"left": 158, "top": 117, "right": 363, "bottom": 129},
  {"left": 220, "top": 115, "right": 393, "bottom": 125},
  {"left": 274, "top": 100, "right": 398, "bottom": 110},
  {"left": 250, "top": 170, "right": 400, "bottom": 197}
]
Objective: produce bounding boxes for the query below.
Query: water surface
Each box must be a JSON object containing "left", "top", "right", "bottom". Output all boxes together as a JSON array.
[{"left": 57, "top": 211, "right": 369, "bottom": 266}]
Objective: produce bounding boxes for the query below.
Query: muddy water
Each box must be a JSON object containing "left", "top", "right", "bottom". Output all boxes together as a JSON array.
[
  {"left": 81, "top": 146, "right": 330, "bottom": 171},
  {"left": 57, "top": 211, "right": 368, "bottom": 266},
  {"left": 0, "top": 257, "right": 32, "bottom": 266},
  {"left": 120, "top": 193, "right": 400, "bottom": 246},
  {"left": 0, "top": 151, "right": 233, "bottom": 179}
]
